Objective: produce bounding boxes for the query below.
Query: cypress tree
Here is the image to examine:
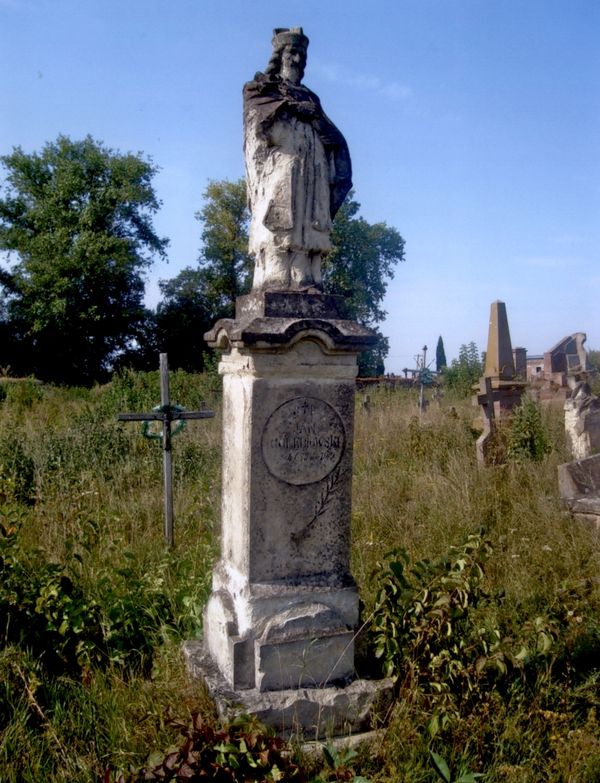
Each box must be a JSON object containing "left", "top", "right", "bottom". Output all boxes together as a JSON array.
[{"left": 436, "top": 335, "right": 447, "bottom": 372}]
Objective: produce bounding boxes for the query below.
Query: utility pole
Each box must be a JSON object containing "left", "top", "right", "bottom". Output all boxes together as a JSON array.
[{"left": 419, "top": 344, "right": 427, "bottom": 418}]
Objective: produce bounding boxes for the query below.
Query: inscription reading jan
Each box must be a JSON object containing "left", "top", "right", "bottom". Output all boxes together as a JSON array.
[{"left": 261, "top": 396, "right": 345, "bottom": 485}]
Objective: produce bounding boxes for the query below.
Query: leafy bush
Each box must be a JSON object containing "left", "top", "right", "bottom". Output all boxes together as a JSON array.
[
  {"left": 506, "top": 396, "right": 550, "bottom": 462},
  {"left": 441, "top": 343, "right": 482, "bottom": 398},
  {"left": 3, "top": 379, "right": 43, "bottom": 409},
  {"left": 370, "top": 535, "right": 514, "bottom": 731},
  {"left": 0, "top": 523, "right": 104, "bottom": 678},
  {"left": 114, "top": 713, "right": 305, "bottom": 783},
  {"left": 0, "top": 433, "right": 35, "bottom": 504},
  {"left": 104, "top": 367, "right": 221, "bottom": 417},
  {"left": 0, "top": 522, "right": 183, "bottom": 680}
]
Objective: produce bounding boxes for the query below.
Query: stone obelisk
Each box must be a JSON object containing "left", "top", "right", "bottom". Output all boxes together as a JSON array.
[{"left": 475, "top": 300, "right": 525, "bottom": 464}]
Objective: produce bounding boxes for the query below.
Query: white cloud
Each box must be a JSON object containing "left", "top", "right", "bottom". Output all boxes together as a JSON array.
[
  {"left": 521, "top": 256, "right": 580, "bottom": 269},
  {"left": 313, "top": 62, "right": 411, "bottom": 102}
]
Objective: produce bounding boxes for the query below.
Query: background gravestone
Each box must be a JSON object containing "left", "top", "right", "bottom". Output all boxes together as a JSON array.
[{"left": 474, "top": 300, "right": 525, "bottom": 464}]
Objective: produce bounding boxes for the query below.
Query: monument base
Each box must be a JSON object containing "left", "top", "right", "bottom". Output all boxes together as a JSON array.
[
  {"left": 183, "top": 640, "right": 394, "bottom": 739},
  {"left": 203, "top": 564, "right": 359, "bottom": 692}
]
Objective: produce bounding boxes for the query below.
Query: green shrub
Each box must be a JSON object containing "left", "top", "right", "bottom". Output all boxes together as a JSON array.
[
  {"left": 0, "top": 523, "right": 184, "bottom": 679},
  {"left": 0, "top": 434, "right": 35, "bottom": 504},
  {"left": 3, "top": 380, "right": 43, "bottom": 409},
  {"left": 0, "top": 523, "right": 104, "bottom": 678},
  {"left": 506, "top": 396, "right": 550, "bottom": 462},
  {"left": 370, "top": 534, "right": 517, "bottom": 732}
]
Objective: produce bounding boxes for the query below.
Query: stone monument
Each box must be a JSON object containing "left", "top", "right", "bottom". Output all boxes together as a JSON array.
[
  {"left": 474, "top": 301, "right": 526, "bottom": 464},
  {"left": 528, "top": 332, "right": 593, "bottom": 401},
  {"left": 184, "top": 28, "right": 391, "bottom": 738},
  {"left": 564, "top": 377, "right": 600, "bottom": 460},
  {"left": 558, "top": 452, "right": 600, "bottom": 530},
  {"left": 243, "top": 27, "right": 351, "bottom": 292}
]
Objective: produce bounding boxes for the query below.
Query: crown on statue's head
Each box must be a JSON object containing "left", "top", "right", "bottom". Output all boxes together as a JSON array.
[{"left": 272, "top": 27, "right": 309, "bottom": 50}]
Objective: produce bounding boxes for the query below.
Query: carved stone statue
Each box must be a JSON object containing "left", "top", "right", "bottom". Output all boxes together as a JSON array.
[
  {"left": 564, "top": 376, "right": 600, "bottom": 459},
  {"left": 243, "top": 27, "right": 352, "bottom": 291}
]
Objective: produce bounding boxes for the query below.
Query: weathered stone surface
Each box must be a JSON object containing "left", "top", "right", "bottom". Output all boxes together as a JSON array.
[
  {"left": 261, "top": 397, "right": 345, "bottom": 485},
  {"left": 558, "top": 452, "right": 600, "bottom": 499},
  {"left": 564, "top": 380, "right": 600, "bottom": 460},
  {"left": 183, "top": 640, "right": 394, "bottom": 739},
  {"left": 186, "top": 28, "right": 387, "bottom": 737},
  {"left": 546, "top": 333, "right": 592, "bottom": 377},
  {"left": 244, "top": 28, "right": 351, "bottom": 291},
  {"left": 474, "top": 301, "right": 525, "bottom": 464},
  {"left": 257, "top": 630, "right": 354, "bottom": 691},
  {"left": 205, "top": 314, "right": 376, "bottom": 352},
  {"left": 558, "top": 453, "right": 600, "bottom": 530},
  {"left": 484, "top": 301, "right": 516, "bottom": 381},
  {"left": 236, "top": 291, "right": 349, "bottom": 320},
  {"left": 527, "top": 333, "right": 594, "bottom": 401},
  {"left": 199, "top": 318, "right": 374, "bottom": 697}
]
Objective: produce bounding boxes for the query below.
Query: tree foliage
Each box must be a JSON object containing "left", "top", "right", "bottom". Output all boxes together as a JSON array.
[
  {"left": 323, "top": 194, "right": 404, "bottom": 327},
  {"left": 436, "top": 335, "right": 447, "bottom": 372},
  {"left": 442, "top": 342, "right": 483, "bottom": 397},
  {"left": 155, "top": 268, "right": 214, "bottom": 373},
  {"left": 588, "top": 349, "right": 600, "bottom": 395},
  {"left": 151, "top": 180, "right": 252, "bottom": 373},
  {"left": 159, "top": 180, "right": 405, "bottom": 376},
  {"left": 0, "top": 135, "right": 167, "bottom": 384},
  {"left": 194, "top": 179, "right": 252, "bottom": 318},
  {"left": 323, "top": 193, "right": 405, "bottom": 375}
]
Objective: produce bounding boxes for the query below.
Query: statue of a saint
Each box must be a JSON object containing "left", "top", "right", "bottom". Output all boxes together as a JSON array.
[{"left": 244, "top": 28, "right": 352, "bottom": 291}]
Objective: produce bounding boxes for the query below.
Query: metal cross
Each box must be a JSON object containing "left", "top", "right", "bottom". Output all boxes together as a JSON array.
[{"left": 117, "top": 353, "right": 215, "bottom": 548}]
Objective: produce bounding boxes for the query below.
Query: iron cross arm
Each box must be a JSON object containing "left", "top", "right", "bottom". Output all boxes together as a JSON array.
[
  {"left": 117, "top": 407, "right": 214, "bottom": 422},
  {"left": 115, "top": 353, "right": 214, "bottom": 549}
]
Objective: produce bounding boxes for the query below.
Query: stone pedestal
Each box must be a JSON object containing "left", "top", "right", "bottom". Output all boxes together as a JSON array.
[
  {"left": 558, "top": 453, "right": 600, "bottom": 530},
  {"left": 185, "top": 292, "right": 391, "bottom": 736}
]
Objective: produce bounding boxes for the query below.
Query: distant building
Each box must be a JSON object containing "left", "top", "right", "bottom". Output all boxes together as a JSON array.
[
  {"left": 517, "top": 333, "right": 594, "bottom": 401},
  {"left": 525, "top": 354, "right": 544, "bottom": 381}
]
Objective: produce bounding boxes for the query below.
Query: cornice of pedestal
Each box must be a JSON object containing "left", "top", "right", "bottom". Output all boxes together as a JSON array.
[{"left": 204, "top": 291, "right": 377, "bottom": 355}]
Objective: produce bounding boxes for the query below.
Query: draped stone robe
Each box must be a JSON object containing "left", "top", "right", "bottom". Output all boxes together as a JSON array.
[{"left": 243, "top": 74, "right": 352, "bottom": 289}]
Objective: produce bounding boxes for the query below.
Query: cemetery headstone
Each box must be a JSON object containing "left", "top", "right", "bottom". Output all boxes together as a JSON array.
[
  {"left": 474, "top": 301, "right": 525, "bottom": 464},
  {"left": 558, "top": 452, "right": 600, "bottom": 530},
  {"left": 564, "top": 377, "right": 600, "bottom": 460},
  {"left": 183, "top": 28, "right": 392, "bottom": 737}
]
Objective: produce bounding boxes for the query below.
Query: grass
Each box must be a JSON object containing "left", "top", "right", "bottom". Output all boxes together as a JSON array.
[{"left": 0, "top": 373, "right": 599, "bottom": 782}]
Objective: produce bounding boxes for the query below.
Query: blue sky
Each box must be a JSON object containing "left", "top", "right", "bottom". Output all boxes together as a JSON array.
[{"left": 1, "top": 0, "right": 598, "bottom": 372}]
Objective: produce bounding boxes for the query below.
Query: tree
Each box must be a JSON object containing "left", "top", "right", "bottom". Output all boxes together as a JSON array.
[
  {"left": 323, "top": 195, "right": 404, "bottom": 326},
  {"left": 195, "top": 179, "right": 252, "bottom": 319},
  {"left": 436, "top": 336, "right": 447, "bottom": 372},
  {"left": 151, "top": 179, "right": 251, "bottom": 373},
  {"left": 588, "top": 349, "right": 600, "bottom": 375},
  {"left": 0, "top": 135, "right": 167, "bottom": 384},
  {"left": 155, "top": 268, "right": 214, "bottom": 372},
  {"left": 323, "top": 194, "right": 405, "bottom": 375},
  {"left": 158, "top": 181, "right": 405, "bottom": 376},
  {"left": 442, "top": 342, "right": 483, "bottom": 397}
]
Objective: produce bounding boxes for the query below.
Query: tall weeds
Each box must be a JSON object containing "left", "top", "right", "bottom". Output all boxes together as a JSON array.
[{"left": 0, "top": 376, "right": 598, "bottom": 781}]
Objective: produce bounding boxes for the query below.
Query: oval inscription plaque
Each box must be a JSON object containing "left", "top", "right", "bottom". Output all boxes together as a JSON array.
[{"left": 261, "top": 396, "right": 345, "bottom": 485}]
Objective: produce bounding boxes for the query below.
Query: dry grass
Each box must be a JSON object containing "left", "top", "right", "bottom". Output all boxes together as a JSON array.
[{"left": 1, "top": 375, "right": 599, "bottom": 781}]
